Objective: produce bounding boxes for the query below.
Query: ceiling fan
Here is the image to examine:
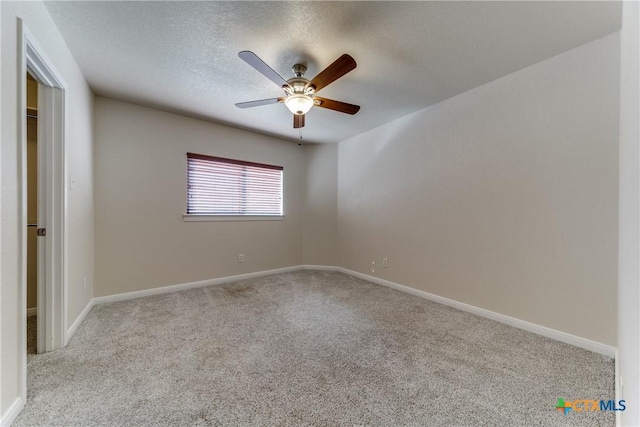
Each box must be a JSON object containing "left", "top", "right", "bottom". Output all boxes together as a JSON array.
[{"left": 235, "top": 51, "right": 360, "bottom": 129}]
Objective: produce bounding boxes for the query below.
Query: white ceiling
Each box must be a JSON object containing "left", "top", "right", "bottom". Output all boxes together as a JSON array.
[{"left": 44, "top": 1, "right": 621, "bottom": 144}]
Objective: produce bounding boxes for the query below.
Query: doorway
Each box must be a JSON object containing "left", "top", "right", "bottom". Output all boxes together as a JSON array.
[
  {"left": 26, "top": 72, "right": 39, "bottom": 354},
  {"left": 18, "top": 20, "right": 68, "bottom": 401}
]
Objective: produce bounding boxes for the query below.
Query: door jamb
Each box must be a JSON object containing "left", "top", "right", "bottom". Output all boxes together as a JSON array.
[{"left": 17, "top": 18, "right": 67, "bottom": 401}]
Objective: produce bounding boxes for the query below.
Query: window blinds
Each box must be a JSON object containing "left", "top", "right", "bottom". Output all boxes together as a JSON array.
[{"left": 187, "top": 153, "right": 283, "bottom": 216}]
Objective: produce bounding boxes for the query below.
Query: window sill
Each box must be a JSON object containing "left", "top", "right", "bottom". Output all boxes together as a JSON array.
[{"left": 183, "top": 215, "right": 285, "bottom": 222}]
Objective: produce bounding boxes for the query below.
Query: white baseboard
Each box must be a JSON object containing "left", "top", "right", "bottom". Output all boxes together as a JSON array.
[
  {"left": 65, "top": 299, "right": 95, "bottom": 346},
  {"left": 84, "top": 264, "right": 615, "bottom": 359},
  {"left": 337, "top": 267, "right": 616, "bottom": 358},
  {"left": 26, "top": 307, "right": 37, "bottom": 318},
  {"left": 92, "top": 265, "right": 304, "bottom": 306},
  {"left": 0, "top": 397, "right": 24, "bottom": 427},
  {"left": 299, "top": 264, "right": 337, "bottom": 271}
]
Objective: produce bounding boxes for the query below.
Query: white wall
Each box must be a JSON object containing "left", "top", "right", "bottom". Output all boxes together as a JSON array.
[
  {"left": 94, "top": 98, "right": 304, "bottom": 297},
  {"left": 65, "top": 86, "right": 95, "bottom": 329},
  {"left": 0, "top": 1, "right": 94, "bottom": 423},
  {"left": 0, "top": 0, "right": 4, "bottom": 417},
  {"left": 618, "top": 1, "right": 639, "bottom": 424},
  {"left": 302, "top": 143, "right": 338, "bottom": 266},
  {"left": 337, "top": 33, "right": 619, "bottom": 346}
]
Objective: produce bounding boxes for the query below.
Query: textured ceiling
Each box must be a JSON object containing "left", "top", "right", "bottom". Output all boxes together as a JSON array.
[{"left": 44, "top": 1, "right": 621, "bottom": 144}]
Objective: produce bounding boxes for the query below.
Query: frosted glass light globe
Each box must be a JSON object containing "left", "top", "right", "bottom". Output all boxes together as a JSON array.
[{"left": 284, "top": 94, "right": 313, "bottom": 115}]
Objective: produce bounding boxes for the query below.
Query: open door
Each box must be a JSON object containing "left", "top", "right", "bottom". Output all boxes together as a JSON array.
[
  {"left": 35, "top": 84, "right": 65, "bottom": 353},
  {"left": 35, "top": 84, "right": 46, "bottom": 353}
]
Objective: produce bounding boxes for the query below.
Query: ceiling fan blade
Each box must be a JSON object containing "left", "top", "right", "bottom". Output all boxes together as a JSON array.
[
  {"left": 235, "top": 97, "right": 284, "bottom": 109},
  {"left": 313, "top": 97, "right": 360, "bottom": 115},
  {"left": 238, "top": 51, "right": 290, "bottom": 89},
  {"left": 307, "top": 54, "right": 357, "bottom": 92},
  {"left": 293, "top": 114, "right": 305, "bottom": 129}
]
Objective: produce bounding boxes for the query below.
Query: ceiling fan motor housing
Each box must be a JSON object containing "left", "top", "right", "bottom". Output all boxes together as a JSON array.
[{"left": 285, "top": 76, "right": 314, "bottom": 96}]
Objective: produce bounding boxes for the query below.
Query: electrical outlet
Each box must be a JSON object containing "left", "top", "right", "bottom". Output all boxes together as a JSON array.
[
  {"left": 383, "top": 258, "right": 388, "bottom": 268},
  {"left": 82, "top": 277, "right": 87, "bottom": 292},
  {"left": 371, "top": 261, "right": 375, "bottom": 273},
  {"left": 238, "top": 253, "right": 244, "bottom": 263}
]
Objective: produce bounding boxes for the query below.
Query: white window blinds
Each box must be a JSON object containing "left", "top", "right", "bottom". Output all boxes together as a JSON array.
[{"left": 187, "top": 153, "right": 283, "bottom": 216}]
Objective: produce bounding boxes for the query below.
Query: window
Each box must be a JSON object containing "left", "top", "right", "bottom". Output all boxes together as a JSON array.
[{"left": 186, "top": 152, "right": 283, "bottom": 217}]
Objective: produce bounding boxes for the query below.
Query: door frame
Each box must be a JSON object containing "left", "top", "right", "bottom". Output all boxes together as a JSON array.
[{"left": 17, "top": 18, "right": 67, "bottom": 398}]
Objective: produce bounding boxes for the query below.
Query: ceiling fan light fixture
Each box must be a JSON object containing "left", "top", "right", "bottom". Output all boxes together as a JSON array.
[
  {"left": 236, "top": 51, "right": 360, "bottom": 129},
  {"left": 284, "top": 94, "right": 314, "bottom": 115}
]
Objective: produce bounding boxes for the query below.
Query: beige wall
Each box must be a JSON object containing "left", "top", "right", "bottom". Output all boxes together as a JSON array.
[
  {"left": 65, "top": 84, "right": 95, "bottom": 330},
  {"left": 337, "top": 33, "right": 620, "bottom": 346},
  {"left": 1, "top": 1, "right": 94, "bottom": 420},
  {"left": 94, "top": 98, "right": 304, "bottom": 297},
  {"left": 302, "top": 143, "right": 338, "bottom": 266},
  {"left": 618, "top": 1, "right": 639, "bottom": 424}
]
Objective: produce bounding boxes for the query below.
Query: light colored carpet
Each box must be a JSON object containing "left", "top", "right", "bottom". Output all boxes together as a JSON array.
[{"left": 15, "top": 270, "right": 614, "bottom": 426}]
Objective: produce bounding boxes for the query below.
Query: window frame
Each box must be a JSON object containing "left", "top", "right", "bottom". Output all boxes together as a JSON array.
[{"left": 184, "top": 152, "right": 284, "bottom": 222}]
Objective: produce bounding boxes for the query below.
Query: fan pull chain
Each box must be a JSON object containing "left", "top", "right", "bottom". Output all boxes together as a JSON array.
[{"left": 298, "top": 127, "right": 303, "bottom": 146}]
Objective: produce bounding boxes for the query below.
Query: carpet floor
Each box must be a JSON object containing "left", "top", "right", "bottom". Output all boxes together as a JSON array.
[{"left": 14, "top": 270, "right": 614, "bottom": 426}]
